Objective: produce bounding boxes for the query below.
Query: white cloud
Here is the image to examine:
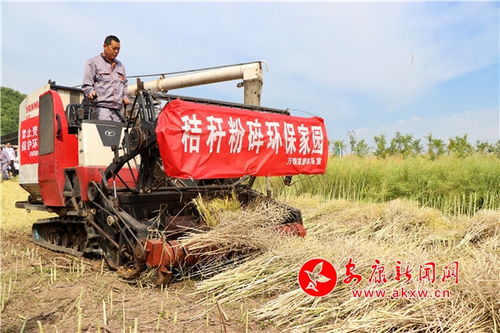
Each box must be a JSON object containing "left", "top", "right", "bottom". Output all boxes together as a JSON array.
[
  {"left": 3, "top": 2, "right": 497, "bottom": 104},
  {"left": 355, "top": 108, "right": 500, "bottom": 144},
  {"left": 258, "top": 3, "right": 498, "bottom": 108}
]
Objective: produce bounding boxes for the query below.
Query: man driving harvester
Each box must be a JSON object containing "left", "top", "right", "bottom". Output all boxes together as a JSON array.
[{"left": 82, "top": 35, "right": 129, "bottom": 122}]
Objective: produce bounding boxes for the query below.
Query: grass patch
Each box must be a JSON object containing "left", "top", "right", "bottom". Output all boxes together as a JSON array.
[{"left": 0, "top": 178, "right": 55, "bottom": 232}]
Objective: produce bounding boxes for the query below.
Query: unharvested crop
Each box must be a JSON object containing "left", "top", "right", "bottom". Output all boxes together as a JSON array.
[{"left": 257, "top": 155, "right": 500, "bottom": 215}]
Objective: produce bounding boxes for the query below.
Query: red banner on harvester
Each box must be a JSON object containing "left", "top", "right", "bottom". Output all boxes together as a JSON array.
[
  {"left": 156, "top": 100, "right": 328, "bottom": 179},
  {"left": 19, "top": 116, "right": 39, "bottom": 165}
]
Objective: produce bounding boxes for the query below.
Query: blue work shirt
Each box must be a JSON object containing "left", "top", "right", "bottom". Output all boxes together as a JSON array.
[{"left": 82, "top": 54, "right": 128, "bottom": 109}]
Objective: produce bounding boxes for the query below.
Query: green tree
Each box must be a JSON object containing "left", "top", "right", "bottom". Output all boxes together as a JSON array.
[
  {"left": 347, "top": 131, "right": 357, "bottom": 155},
  {"left": 330, "top": 140, "right": 345, "bottom": 156},
  {"left": 447, "top": 134, "right": 473, "bottom": 158},
  {"left": 494, "top": 140, "right": 500, "bottom": 158},
  {"left": 411, "top": 139, "right": 423, "bottom": 156},
  {"left": 1, "top": 87, "right": 26, "bottom": 136},
  {"left": 388, "top": 132, "right": 414, "bottom": 158},
  {"left": 353, "top": 139, "right": 369, "bottom": 157},
  {"left": 425, "top": 134, "right": 446, "bottom": 160},
  {"left": 475, "top": 140, "right": 492, "bottom": 154},
  {"left": 373, "top": 134, "right": 387, "bottom": 158}
]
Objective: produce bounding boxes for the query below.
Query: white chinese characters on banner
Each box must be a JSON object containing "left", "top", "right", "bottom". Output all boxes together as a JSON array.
[
  {"left": 21, "top": 124, "right": 39, "bottom": 158},
  {"left": 179, "top": 114, "right": 325, "bottom": 161},
  {"left": 311, "top": 126, "right": 324, "bottom": 154},
  {"left": 287, "top": 157, "right": 323, "bottom": 166},
  {"left": 246, "top": 119, "right": 265, "bottom": 154},
  {"left": 228, "top": 117, "right": 245, "bottom": 153},
  {"left": 206, "top": 116, "right": 226, "bottom": 153},
  {"left": 181, "top": 114, "right": 202, "bottom": 153},
  {"left": 265, "top": 122, "right": 282, "bottom": 154},
  {"left": 298, "top": 124, "right": 311, "bottom": 155},
  {"left": 284, "top": 122, "right": 297, "bottom": 154}
]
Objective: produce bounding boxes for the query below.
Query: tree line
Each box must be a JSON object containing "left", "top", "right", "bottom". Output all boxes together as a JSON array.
[
  {"left": 331, "top": 132, "right": 500, "bottom": 158},
  {"left": 1, "top": 87, "right": 26, "bottom": 136}
]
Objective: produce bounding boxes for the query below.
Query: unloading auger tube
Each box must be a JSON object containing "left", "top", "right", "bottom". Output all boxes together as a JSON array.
[{"left": 127, "top": 61, "right": 265, "bottom": 106}]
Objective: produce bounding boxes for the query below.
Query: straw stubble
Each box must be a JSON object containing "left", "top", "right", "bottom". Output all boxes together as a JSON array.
[{"left": 194, "top": 198, "right": 499, "bottom": 332}]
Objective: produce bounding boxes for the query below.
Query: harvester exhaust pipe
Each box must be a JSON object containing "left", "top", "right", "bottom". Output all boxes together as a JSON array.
[{"left": 127, "top": 62, "right": 264, "bottom": 105}]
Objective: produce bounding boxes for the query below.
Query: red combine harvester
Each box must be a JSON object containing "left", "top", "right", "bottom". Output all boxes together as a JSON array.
[{"left": 16, "top": 62, "right": 328, "bottom": 284}]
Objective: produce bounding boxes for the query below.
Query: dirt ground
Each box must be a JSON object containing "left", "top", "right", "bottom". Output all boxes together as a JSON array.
[
  {"left": 0, "top": 230, "right": 279, "bottom": 333},
  {"left": 0, "top": 180, "right": 279, "bottom": 332}
]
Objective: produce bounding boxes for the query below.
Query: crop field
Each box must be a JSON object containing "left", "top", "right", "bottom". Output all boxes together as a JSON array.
[
  {"left": 1, "top": 156, "right": 499, "bottom": 332},
  {"left": 257, "top": 155, "right": 500, "bottom": 216}
]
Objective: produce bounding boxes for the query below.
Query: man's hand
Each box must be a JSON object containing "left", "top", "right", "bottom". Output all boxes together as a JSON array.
[
  {"left": 123, "top": 97, "right": 130, "bottom": 106},
  {"left": 88, "top": 91, "right": 97, "bottom": 100}
]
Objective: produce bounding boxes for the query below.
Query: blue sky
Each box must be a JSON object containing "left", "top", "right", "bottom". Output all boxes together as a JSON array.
[{"left": 1, "top": 1, "right": 499, "bottom": 145}]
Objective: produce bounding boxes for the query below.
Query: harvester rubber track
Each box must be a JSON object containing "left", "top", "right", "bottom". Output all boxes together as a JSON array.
[{"left": 32, "top": 217, "right": 100, "bottom": 257}]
